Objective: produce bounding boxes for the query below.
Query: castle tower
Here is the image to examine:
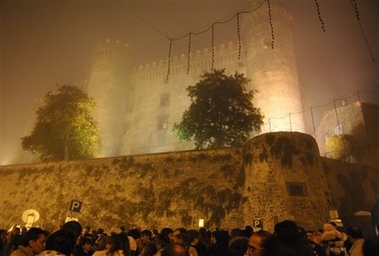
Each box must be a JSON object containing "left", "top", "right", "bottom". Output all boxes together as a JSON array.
[
  {"left": 242, "top": 3, "right": 305, "bottom": 133},
  {"left": 86, "top": 40, "right": 133, "bottom": 157}
]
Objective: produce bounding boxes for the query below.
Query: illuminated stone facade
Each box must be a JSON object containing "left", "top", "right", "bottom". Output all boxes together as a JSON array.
[
  {"left": 316, "top": 101, "right": 379, "bottom": 169},
  {"left": 86, "top": 4, "right": 305, "bottom": 157}
]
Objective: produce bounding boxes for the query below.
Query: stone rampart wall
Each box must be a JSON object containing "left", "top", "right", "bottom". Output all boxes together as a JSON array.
[{"left": 1, "top": 132, "right": 378, "bottom": 233}]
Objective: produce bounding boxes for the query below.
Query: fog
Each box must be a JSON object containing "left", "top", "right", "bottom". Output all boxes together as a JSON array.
[{"left": 1, "top": 0, "right": 378, "bottom": 165}]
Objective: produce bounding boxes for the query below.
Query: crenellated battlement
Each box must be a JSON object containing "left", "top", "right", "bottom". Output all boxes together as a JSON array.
[
  {"left": 91, "top": 39, "right": 131, "bottom": 64},
  {"left": 132, "top": 41, "right": 241, "bottom": 71}
]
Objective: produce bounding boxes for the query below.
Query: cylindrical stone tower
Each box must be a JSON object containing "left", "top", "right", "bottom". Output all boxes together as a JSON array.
[
  {"left": 86, "top": 40, "right": 132, "bottom": 157},
  {"left": 242, "top": 3, "right": 305, "bottom": 133},
  {"left": 243, "top": 132, "right": 331, "bottom": 231}
]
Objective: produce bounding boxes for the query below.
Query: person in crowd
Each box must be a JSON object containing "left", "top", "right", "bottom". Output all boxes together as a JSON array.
[
  {"left": 0, "top": 229, "right": 8, "bottom": 256},
  {"left": 128, "top": 229, "right": 141, "bottom": 256},
  {"left": 76, "top": 237, "right": 94, "bottom": 256},
  {"left": 245, "top": 230, "right": 272, "bottom": 256},
  {"left": 173, "top": 228, "right": 187, "bottom": 237},
  {"left": 160, "top": 228, "right": 175, "bottom": 243},
  {"left": 61, "top": 221, "right": 83, "bottom": 243},
  {"left": 187, "top": 230, "right": 209, "bottom": 256},
  {"left": 198, "top": 229, "right": 210, "bottom": 252},
  {"left": 261, "top": 220, "right": 314, "bottom": 256},
  {"left": 140, "top": 242, "right": 157, "bottom": 256},
  {"left": 10, "top": 227, "right": 46, "bottom": 256},
  {"left": 305, "top": 230, "right": 326, "bottom": 256},
  {"left": 227, "top": 236, "right": 248, "bottom": 256},
  {"left": 244, "top": 226, "right": 253, "bottom": 238},
  {"left": 161, "top": 244, "right": 189, "bottom": 256},
  {"left": 151, "top": 229, "right": 159, "bottom": 240},
  {"left": 107, "top": 233, "right": 130, "bottom": 256},
  {"left": 140, "top": 230, "right": 153, "bottom": 252},
  {"left": 6, "top": 227, "right": 22, "bottom": 254},
  {"left": 346, "top": 225, "right": 364, "bottom": 256},
  {"left": 209, "top": 230, "right": 229, "bottom": 256},
  {"left": 173, "top": 233, "right": 195, "bottom": 256},
  {"left": 230, "top": 229, "right": 242, "bottom": 239},
  {"left": 39, "top": 229, "right": 77, "bottom": 256},
  {"left": 92, "top": 235, "right": 111, "bottom": 256},
  {"left": 154, "top": 235, "right": 171, "bottom": 256}
]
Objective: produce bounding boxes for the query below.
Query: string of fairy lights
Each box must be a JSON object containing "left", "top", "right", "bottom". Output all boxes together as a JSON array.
[
  {"left": 111, "top": 0, "right": 378, "bottom": 132},
  {"left": 113, "top": 0, "right": 377, "bottom": 80}
]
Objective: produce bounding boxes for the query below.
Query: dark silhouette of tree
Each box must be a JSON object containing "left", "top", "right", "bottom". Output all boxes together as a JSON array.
[
  {"left": 21, "top": 84, "right": 100, "bottom": 162},
  {"left": 172, "top": 69, "right": 263, "bottom": 149}
]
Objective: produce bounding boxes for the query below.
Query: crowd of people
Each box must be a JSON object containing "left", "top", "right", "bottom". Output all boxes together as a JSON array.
[{"left": 0, "top": 220, "right": 378, "bottom": 256}]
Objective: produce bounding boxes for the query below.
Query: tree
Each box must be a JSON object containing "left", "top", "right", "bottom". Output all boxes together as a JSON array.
[
  {"left": 325, "top": 134, "right": 363, "bottom": 163},
  {"left": 172, "top": 68, "right": 263, "bottom": 149},
  {"left": 21, "top": 84, "right": 100, "bottom": 162}
]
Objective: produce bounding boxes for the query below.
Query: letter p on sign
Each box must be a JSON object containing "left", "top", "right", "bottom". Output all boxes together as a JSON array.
[
  {"left": 253, "top": 220, "right": 263, "bottom": 231},
  {"left": 69, "top": 200, "right": 82, "bottom": 213}
]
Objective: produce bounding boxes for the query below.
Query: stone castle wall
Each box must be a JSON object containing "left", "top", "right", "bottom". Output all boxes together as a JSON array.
[{"left": 1, "top": 132, "right": 378, "bottom": 233}]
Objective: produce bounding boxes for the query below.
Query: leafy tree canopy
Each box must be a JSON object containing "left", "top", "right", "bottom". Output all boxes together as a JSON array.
[
  {"left": 172, "top": 68, "right": 263, "bottom": 149},
  {"left": 21, "top": 84, "right": 100, "bottom": 162},
  {"left": 325, "top": 134, "right": 363, "bottom": 163}
]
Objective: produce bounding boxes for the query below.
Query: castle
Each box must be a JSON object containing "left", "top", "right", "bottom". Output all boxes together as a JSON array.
[{"left": 86, "top": 3, "right": 306, "bottom": 157}]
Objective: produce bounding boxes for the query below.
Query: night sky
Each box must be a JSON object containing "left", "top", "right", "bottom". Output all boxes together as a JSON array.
[{"left": 1, "top": 0, "right": 378, "bottom": 165}]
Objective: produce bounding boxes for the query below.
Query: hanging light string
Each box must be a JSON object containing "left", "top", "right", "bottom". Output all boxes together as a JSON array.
[
  {"left": 211, "top": 24, "right": 215, "bottom": 69},
  {"left": 164, "top": 0, "right": 268, "bottom": 78},
  {"left": 237, "top": 13, "right": 242, "bottom": 60},
  {"left": 187, "top": 33, "right": 192, "bottom": 74},
  {"left": 165, "top": 39, "right": 173, "bottom": 82},
  {"left": 267, "top": 0, "right": 275, "bottom": 49},
  {"left": 349, "top": 0, "right": 378, "bottom": 73},
  {"left": 350, "top": 0, "right": 360, "bottom": 20},
  {"left": 314, "top": 0, "right": 326, "bottom": 32}
]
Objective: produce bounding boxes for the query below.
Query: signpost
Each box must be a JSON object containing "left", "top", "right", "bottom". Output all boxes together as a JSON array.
[
  {"left": 253, "top": 219, "right": 263, "bottom": 232},
  {"left": 69, "top": 200, "right": 82, "bottom": 213}
]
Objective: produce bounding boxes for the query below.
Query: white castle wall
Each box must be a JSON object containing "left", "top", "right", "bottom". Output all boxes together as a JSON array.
[{"left": 87, "top": 4, "right": 305, "bottom": 157}]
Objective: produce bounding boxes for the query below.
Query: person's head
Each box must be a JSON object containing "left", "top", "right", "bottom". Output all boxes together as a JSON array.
[
  {"left": 198, "top": 228, "right": 207, "bottom": 236},
  {"left": 228, "top": 236, "right": 248, "bottom": 256},
  {"left": 305, "top": 231, "right": 314, "bottom": 242},
  {"left": 173, "top": 228, "right": 187, "bottom": 237},
  {"left": 95, "top": 234, "right": 111, "bottom": 251},
  {"left": 161, "top": 228, "right": 174, "bottom": 243},
  {"left": 211, "top": 230, "right": 229, "bottom": 245},
  {"left": 230, "top": 228, "right": 242, "bottom": 238},
  {"left": 141, "top": 229, "right": 152, "bottom": 244},
  {"left": 108, "top": 233, "right": 130, "bottom": 256},
  {"left": 173, "top": 233, "right": 191, "bottom": 249},
  {"left": 186, "top": 230, "right": 200, "bottom": 246},
  {"left": 46, "top": 229, "right": 77, "bottom": 256},
  {"left": 13, "top": 227, "right": 21, "bottom": 235},
  {"left": 119, "top": 226, "right": 126, "bottom": 232},
  {"left": 246, "top": 230, "right": 272, "bottom": 256},
  {"left": 61, "top": 221, "right": 83, "bottom": 240},
  {"left": 155, "top": 234, "right": 171, "bottom": 250},
  {"left": 161, "top": 243, "right": 189, "bottom": 256},
  {"left": 20, "top": 227, "right": 46, "bottom": 254},
  {"left": 347, "top": 225, "right": 364, "bottom": 242},
  {"left": 140, "top": 242, "right": 157, "bottom": 256},
  {"left": 79, "top": 237, "right": 93, "bottom": 253}
]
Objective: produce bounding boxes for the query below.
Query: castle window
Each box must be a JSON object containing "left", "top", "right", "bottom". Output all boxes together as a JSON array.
[
  {"left": 160, "top": 93, "right": 170, "bottom": 107},
  {"left": 286, "top": 182, "right": 307, "bottom": 197},
  {"left": 157, "top": 115, "right": 169, "bottom": 130}
]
